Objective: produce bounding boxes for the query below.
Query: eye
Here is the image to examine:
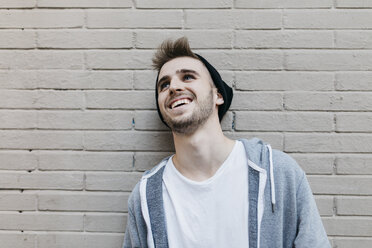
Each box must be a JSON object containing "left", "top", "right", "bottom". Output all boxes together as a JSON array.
[
  {"left": 159, "top": 81, "right": 170, "bottom": 91},
  {"left": 183, "top": 74, "right": 195, "bottom": 81}
]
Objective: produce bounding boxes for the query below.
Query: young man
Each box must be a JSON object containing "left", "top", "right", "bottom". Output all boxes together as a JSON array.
[{"left": 123, "top": 37, "right": 330, "bottom": 248}]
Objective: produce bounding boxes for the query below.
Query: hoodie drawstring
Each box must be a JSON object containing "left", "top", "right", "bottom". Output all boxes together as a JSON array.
[{"left": 267, "top": 144, "right": 276, "bottom": 213}]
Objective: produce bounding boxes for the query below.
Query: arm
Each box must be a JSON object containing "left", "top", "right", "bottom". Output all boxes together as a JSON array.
[
  {"left": 123, "top": 207, "right": 138, "bottom": 248},
  {"left": 123, "top": 182, "right": 147, "bottom": 248},
  {"left": 294, "top": 173, "right": 331, "bottom": 248}
]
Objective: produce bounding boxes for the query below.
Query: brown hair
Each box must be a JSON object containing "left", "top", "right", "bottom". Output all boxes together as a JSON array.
[{"left": 152, "top": 37, "right": 199, "bottom": 71}]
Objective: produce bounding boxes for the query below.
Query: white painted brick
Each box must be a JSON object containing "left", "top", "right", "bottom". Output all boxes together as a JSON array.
[
  {"left": 235, "top": 111, "right": 333, "bottom": 131},
  {"left": 0, "top": 0, "right": 36, "bottom": 8},
  {"left": 20, "top": 70, "right": 132, "bottom": 90},
  {"left": 285, "top": 134, "right": 372, "bottom": 153},
  {"left": 135, "top": 152, "right": 173, "bottom": 171},
  {"left": 235, "top": 30, "right": 333, "bottom": 48},
  {"left": 236, "top": 0, "right": 332, "bottom": 8},
  {"left": 38, "top": 151, "right": 133, "bottom": 171},
  {"left": 38, "top": 110, "right": 133, "bottom": 130},
  {"left": 37, "top": 0, "right": 132, "bottom": 8},
  {"left": 0, "top": 233, "right": 35, "bottom": 248},
  {"left": 0, "top": 110, "right": 37, "bottom": 128},
  {"left": 85, "top": 172, "right": 142, "bottom": 191},
  {"left": 186, "top": 10, "right": 233, "bottom": 29},
  {"left": 336, "top": 0, "right": 372, "bottom": 8},
  {"left": 37, "top": 233, "right": 91, "bottom": 248},
  {"left": 84, "top": 213, "right": 126, "bottom": 232},
  {"left": 1, "top": 70, "right": 132, "bottom": 90},
  {"left": 86, "top": 10, "right": 183, "bottom": 28},
  {"left": 38, "top": 30, "right": 133, "bottom": 49},
  {"left": 225, "top": 132, "right": 284, "bottom": 150},
  {"left": 0, "top": 31, "right": 35, "bottom": 48},
  {"left": 38, "top": 192, "right": 129, "bottom": 212},
  {"left": 332, "top": 238, "right": 372, "bottom": 248},
  {"left": 290, "top": 154, "right": 334, "bottom": 175},
  {"left": 0, "top": 213, "right": 83, "bottom": 231},
  {"left": 336, "top": 155, "right": 372, "bottom": 175},
  {"left": 315, "top": 196, "right": 334, "bottom": 216},
  {"left": 285, "top": 51, "right": 372, "bottom": 71},
  {"left": 285, "top": 92, "right": 372, "bottom": 111},
  {"left": 133, "top": 70, "right": 234, "bottom": 90},
  {"left": 37, "top": 233, "right": 123, "bottom": 248},
  {"left": 231, "top": 92, "right": 283, "bottom": 110},
  {"left": 0, "top": 151, "right": 37, "bottom": 170},
  {"left": 0, "top": 193, "right": 36, "bottom": 210},
  {"left": 0, "top": 0, "right": 369, "bottom": 242},
  {"left": 197, "top": 50, "right": 283, "bottom": 70},
  {"left": 0, "top": 131, "right": 83, "bottom": 149},
  {"left": 134, "top": 110, "right": 171, "bottom": 131},
  {"left": 335, "top": 31, "right": 372, "bottom": 48},
  {"left": 135, "top": 30, "right": 233, "bottom": 49},
  {"left": 0, "top": 90, "right": 84, "bottom": 109},
  {"left": 0, "top": 71, "right": 38, "bottom": 89},
  {"left": 84, "top": 234, "right": 124, "bottom": 248},
  {"left": 86, "top": 91, "right": 154, "bottom": 109},
  {"left": 323, "top": 217, "right": 372, "bottom": 236},
  {"left": 235, "top": 72, "right": 334, "bottom": 91},
  {"left": 0, "top": 51, "right": 83, "bottom": 69},
  {"left": 284, "top": 10, "right": 372, "bottom": 29},
  {"left": 336, "top": 72, "right": 372, "bottom": 91},
  {"left": 137, "top": 0, "right": 232, "bottom": 8},
  {"left": 84, "top": 131, "right": 174, "bottom": 151},
  {"left": 337, "top": 113, "right": 372, "bottom": 132},
  {"left": 337, "top": 197, "right": 372, "bottom": 215},
  {"left": 37, "top": 233, "right": 124, "bottom": 248},
  {"left": 236, "top": 10, "right": 282, "bottom": 29},
  {"left": 0, "top": 171, "right": 84, "bottom": 190},
  {"left": 86, "top": 51, "right": 152, "bottom": 70},
  {"left": 133, "top": 70, "right": 158, "bottom": 90},
  {"left": 186, "top": 10, "right": 281, "bottom": 29},
  {"left": 36, "top": 90, "right": 85, "bottom": 109},
  {"left": 0, "top": 10, "right": 84, "bottom": 28},
  {"left": 308, "top": 176, "right": 372, "bottom": 195}
]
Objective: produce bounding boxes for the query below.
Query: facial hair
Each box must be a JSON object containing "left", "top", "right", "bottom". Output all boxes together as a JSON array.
[{"left": 163, "top": 89, "right": 214, "bottom": 135}]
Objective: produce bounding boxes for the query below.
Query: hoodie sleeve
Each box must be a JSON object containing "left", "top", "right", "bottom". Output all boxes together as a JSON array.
[
  {"left": 293, "top": 173, "right": 331, "bottom": 248},
  {"left": 123, "top": 207, "right": 134, "bottom": 248},
  {"left": 123, "top": 182, "right": 148, "bottom": 248},
  {"left": 123, "top": 207, "right": 141, "bottom": 248}
]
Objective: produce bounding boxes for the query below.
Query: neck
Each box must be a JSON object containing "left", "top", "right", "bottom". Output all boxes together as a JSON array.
[{"left": 172, "top": 116, "right": 235, "bottom": 182}]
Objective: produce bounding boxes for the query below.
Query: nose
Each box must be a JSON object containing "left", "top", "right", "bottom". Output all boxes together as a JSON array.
[{"left": 168, "top": 77, "right": 184, "bottom": 94}]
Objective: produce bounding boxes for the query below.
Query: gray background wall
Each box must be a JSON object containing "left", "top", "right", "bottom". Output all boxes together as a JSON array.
[{"left": 0, "top": 0, "right": 372, "bottom": 247}]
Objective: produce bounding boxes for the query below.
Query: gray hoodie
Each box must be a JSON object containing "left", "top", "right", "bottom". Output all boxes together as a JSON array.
[{"left": 123, "top": 138, "right": 331, "bottom": 248}]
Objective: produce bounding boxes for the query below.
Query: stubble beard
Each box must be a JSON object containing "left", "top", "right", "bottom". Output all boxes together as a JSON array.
[{"left": 163, "top": 89, "right": 214, "bottom": 135}]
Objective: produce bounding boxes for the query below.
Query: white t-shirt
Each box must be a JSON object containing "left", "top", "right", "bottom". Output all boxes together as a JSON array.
[{"left": 162, "top": 140, "right": 249, "bottom": 248}]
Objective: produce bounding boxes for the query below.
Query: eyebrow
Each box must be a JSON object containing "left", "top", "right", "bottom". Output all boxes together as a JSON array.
[{"left": 157, "top": 69, "right": 200, "bottom": 89}]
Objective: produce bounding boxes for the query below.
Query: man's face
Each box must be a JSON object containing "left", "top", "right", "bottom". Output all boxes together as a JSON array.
[{"left": 157, "top": 56, "right": 222, "bottom": 135}]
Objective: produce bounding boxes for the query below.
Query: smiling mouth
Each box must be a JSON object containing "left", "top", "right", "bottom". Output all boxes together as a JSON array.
[{"left": 169, "top": 98, "right": 193, "bottom": 109}]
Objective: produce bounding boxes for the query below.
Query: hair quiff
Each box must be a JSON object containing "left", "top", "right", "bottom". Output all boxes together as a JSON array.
[{"left": 152, "top": 37, "right": 199, "bottom": 71}]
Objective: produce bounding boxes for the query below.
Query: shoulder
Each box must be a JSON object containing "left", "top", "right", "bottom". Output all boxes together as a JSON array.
[
  {"left": 271, "top": 148, "right": 306, "bottom": 190},
  {"left": 272, "top": 149, "right": 304, "bottom": 176},
  {"left": 127, "top": 181, "right": 141, "bottom": 212},
  {"left": 127, "top": 157, "right": 171, "bottom": 210},
  {"left": 239, "top": 137, "right": 304, "bottom": 178}
]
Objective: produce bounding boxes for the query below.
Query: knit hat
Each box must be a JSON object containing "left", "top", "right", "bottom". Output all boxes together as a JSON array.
[{"left": 155, "top": 54, "right": 233, "bottom": 128}]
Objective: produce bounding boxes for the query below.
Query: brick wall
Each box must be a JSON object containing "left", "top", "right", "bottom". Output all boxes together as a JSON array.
[{"left": 0, "top": 0, "right": 371, "bottom": 247}]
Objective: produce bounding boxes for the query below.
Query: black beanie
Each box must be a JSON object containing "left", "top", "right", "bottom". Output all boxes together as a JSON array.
[{"left": 155, "top": 53, "right": 233, "bottom": 128}]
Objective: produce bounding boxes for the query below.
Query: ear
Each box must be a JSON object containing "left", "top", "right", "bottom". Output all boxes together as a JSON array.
[{"left": 216, "top": 92, "right": 224, "bottom": 106}]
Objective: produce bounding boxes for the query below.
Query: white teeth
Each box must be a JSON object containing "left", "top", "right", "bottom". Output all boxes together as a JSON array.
[{"left": 171, "top": 99, "right": 191, "bottom": 109}]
